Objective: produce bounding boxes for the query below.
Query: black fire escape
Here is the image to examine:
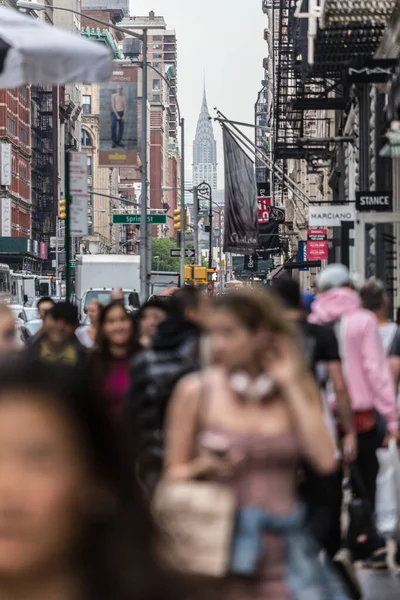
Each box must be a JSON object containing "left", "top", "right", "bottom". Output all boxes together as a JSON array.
[
  {"left": 276, "top": 0, "right": 398, "bottom": 293},
  {"left": 255, "top": 77, "right": 270, "bottom": 184},
  {"left": 31, "top": 86, "right": 55, "bottom": 248}
]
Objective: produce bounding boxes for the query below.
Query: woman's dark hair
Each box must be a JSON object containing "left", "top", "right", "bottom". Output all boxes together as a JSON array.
[
  {"left": 94, "top": 301, "right": 141, "bottom": 360},
  {"left": 272, "top": 276, "right": 301, "bottom": 311},
  {"left": 137, "top": 298, "right": 170, "bottom": 322},
  {"left": 37, "top": 296, "right": 55, "bottom": 310},
  {"left": 0, "top": 357, "right": 186, "bottom": 600}
]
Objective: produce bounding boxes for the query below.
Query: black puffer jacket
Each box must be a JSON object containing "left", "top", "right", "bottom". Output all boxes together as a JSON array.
[{"left": 127, "top": 317, "right": 201, "bottom": 450}]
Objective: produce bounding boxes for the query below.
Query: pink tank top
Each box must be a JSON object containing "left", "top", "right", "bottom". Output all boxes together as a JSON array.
[{"left": 103, "top": 359, "right": 130, "bottom": 416}]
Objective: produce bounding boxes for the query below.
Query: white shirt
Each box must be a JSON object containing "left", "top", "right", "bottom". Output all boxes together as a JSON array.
[{"left": 76, "top": 326, "right": 94, "bottom": 349}]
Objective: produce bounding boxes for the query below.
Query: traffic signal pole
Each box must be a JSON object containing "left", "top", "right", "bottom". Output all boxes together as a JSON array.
[
  {"left": 180, "top": 118, "right": 185, "bottom": 287},
  {"left": 139, "top": 30, "right": 149, "bottom": 304},
  {"left": 65, "top": 152, "right": 72, "bottom": 301}
]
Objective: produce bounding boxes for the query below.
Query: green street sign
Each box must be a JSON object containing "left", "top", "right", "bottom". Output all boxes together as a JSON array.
[
  {"left": 69, "top": 260, "right": 76, "bottom": 268},
  {"left": 112, "top": 214, "right": 167, "bottom": 225}
]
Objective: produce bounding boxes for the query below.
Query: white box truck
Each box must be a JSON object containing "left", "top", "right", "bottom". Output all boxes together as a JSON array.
[{"left": 74, "top": 254, "right": 140, "bottom": 320}]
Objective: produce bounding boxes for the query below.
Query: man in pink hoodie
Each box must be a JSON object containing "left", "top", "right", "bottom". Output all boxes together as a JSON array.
[{"left": 309, "top": 263, "right": 399, "bottom": 567}]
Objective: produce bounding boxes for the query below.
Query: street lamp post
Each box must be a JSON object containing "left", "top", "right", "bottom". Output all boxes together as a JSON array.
[
  {"left": 196, "top": 181, "right": 213, "bottom": 268},
  {"left": 140, "top": 28, "right": 148, "bottom": 303}
]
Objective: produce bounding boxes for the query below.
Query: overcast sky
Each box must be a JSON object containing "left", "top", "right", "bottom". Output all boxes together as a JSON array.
[{"left": 129, "top": 0, "right": 266, "bottom": 186}]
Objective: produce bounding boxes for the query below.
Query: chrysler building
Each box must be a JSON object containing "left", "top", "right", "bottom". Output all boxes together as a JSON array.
[{"left": 192, "top": 89, "right": 217, "bottom": 191}]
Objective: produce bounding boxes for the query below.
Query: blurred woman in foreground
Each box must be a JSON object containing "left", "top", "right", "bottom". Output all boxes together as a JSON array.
[
  {"left": 0, "top": 358, "right": 185, "bottom": 600},
  {"left": 90, "top": 301, "right": 140, "bottom": 416},
  {"left": 163, "top": 289, "right": 345, "bottom": 600}
]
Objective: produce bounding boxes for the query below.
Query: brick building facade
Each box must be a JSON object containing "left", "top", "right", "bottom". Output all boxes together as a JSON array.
[{"left": 0, "top": 86, "right": 31, "bottom": 238}]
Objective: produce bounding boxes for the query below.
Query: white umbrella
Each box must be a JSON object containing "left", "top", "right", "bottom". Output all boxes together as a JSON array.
[{"left": 0, "top": 6, "right": 113, "bottom": 88}]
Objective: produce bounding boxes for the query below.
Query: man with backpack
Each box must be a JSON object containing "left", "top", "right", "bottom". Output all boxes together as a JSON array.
[{"left": 310, "top": 264, "right": 399, "bottom": 569}]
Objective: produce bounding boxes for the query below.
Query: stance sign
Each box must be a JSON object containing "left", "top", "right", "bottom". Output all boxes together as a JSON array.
[{"left": 356, "top": 191, "right": 393, "bottom": 212}]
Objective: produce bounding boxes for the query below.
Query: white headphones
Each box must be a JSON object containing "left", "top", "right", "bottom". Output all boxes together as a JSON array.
[{"left": 229, "top": 372, "right": 275, "bottom": 403}]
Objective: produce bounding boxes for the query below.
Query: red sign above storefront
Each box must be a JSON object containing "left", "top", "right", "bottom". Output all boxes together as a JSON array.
[
  {"left": 307, "top": 228, "right": 328, "bottom": 260},
  {"left": 307, "top": 228, "right": 327, "bottom": 241},
  {"left": 307, "top": 241, "right": 328, "bottom": 260},
  {"left": 258, "top": 197, "right": 271, "bottom": 223}
]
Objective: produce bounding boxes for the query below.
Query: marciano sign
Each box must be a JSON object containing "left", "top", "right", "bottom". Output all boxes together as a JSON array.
[{"left": 308, "top": 205, "right": 355, "bottom": 227}]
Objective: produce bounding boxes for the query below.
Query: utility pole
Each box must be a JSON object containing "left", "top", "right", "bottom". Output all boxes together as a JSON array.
[
  {"left": 193, "top": 186, "right": 199, "bottom": 264},
  {"left": 180, "top": 118, "right": 185, "bottom": 285},
  {"left": 55, "top": 218, "right": 59, "bottom": 277},
  {"left": 196, "top": 181, "right": 212, "bottom": 268},
  {"left": 139, "top": 29, "right": 148, "bottom": 303},
  {"left": 109, "top": 168, "right": 114, "bottom": 248},
  {"left": 65, "top": 153, "right": 71, "bottom": 300},
  {"left": 218, "top": 218, "right": 223, "bottom": 293},
  {"left": 208, "top": 189, "right": 213, "bottom": 269}
]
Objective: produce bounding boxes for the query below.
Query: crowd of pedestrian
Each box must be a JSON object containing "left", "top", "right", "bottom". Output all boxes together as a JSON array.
[{"left": 0, "top": 267, "right": 398, "bottom": 600}]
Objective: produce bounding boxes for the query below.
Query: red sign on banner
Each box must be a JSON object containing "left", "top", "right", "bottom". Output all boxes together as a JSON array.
[
  {"left": 307, "top": 228, "right": 327, "bottom": 241},
  {"left": 258, "top": 197, "right": 271, "bottom": 223},
  {"left": 307, "top": 241, "right": 328, "bottom": 260}
]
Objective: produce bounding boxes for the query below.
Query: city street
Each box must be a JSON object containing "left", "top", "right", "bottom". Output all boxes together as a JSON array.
[{"left": 360, "top": 570, "right": 399, "bottom": 600}]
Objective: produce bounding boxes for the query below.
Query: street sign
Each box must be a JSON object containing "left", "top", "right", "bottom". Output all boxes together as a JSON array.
[
  {"left": 68, "top": 152, "right": 88, "bottom": 196},
  {"left": 198, "top": 210, "right": 209, "bottom": 217},
  {"left": 69, "top": 260, "right": 76, "bottom": 268},
  {"left": 297, "top": 241, "right": 309, "bottom": 271},
  {"left": 307, "top": 228, "right": 328, "bottom": 260},
  {"left": 170, "top": 248, "right": 196, "bottom": 258},
  {"left": 258, "top": 199, "right": 270, "bottom": 223},
  {"left": 70, "top": 196, "right": 89, "bottom": 237},
  {"left": 112, "top": 214, "right": 167, "bottom": 225}
]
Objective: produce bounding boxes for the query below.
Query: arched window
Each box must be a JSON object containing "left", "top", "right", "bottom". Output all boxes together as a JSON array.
[{"left": 81, "top": 129, "right": 93, "bottom": 147}]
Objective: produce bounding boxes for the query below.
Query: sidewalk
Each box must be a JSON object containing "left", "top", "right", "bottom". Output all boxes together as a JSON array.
[{"left": 359, "top": 570, "right": 399, "bottom": 600}]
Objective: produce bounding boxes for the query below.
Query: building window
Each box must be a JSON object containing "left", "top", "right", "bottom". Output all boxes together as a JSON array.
[
  {"left": 87, "top": 155, "right": 92, "bottom": 176},
  {"left": 153, "top": 94, "right": 161, "bottom": 102},
  {"left": 81, "top": 129, "right": 93, "bottom": 147},
  {"left": 7, "top": 117, "right": 16, "bottom": 137},
  {"left": 19, "top": 86, "right": 27, "bottom": 100},
  {"left": 152, "top": 44, "right": 162, "bottom": 50},
  {"left": 153, "top": 79, "right": 161, "bottom": 90},
  {"left": 82, "top": 95, "right": 92, "bottom": 115},
  {"left": 153, "top": 35, "right": 162, "bottom": 41},
  {"left": 153, "top": 53, "right": 162, "bottom": 59},
  {"left": 153, "top": 62, "right": 160, "bottom": 68},
  {"left": 20, "top": 126, "right": 27, "bottom": 146}
]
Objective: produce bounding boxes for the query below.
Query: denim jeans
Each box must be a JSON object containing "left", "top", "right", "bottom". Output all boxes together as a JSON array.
[{"left": 111, "top": 111, "right": 124, "bottom": 144}]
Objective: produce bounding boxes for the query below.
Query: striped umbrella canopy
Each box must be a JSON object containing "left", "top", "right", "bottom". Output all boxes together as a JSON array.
[{"left": 0, "top": 6, "right": 112, "bottom": 89}]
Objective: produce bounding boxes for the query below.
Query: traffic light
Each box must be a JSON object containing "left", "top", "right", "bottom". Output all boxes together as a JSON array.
[
  {"left": 194, "top": 266, "right": 207, "bottom": 280},
  {"left": 173, "top": 208, "right": 181, "bottom": 231},
  {"left": 59, "top": 199, "right": 67, "bottom": 220}
]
